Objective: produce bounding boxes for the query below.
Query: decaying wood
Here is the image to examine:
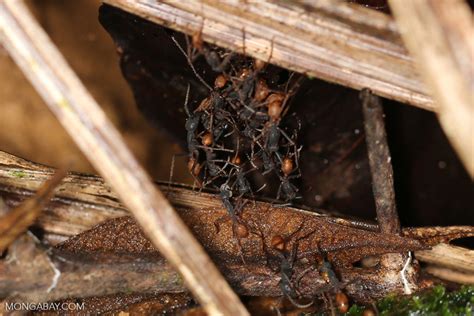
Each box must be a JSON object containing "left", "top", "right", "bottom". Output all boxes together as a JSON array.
[
  {"left": 0, "top": 170, "right": 65, "bottom": 252},
  {"left": 102, "top": 0, "right": 435, "bottom": 111},
  {"left": 0, "top": 1, "right": 247, "bottom": 315},
  {"left": 1, "top": 151, "right": 473, "bottom": 302},
  {"left": 389, "top": 0, "right": 474, "bottom": 177}
]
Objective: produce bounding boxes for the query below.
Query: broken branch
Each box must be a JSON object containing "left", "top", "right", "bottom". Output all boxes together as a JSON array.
[{"left": 0, "top": 170, "right": 65, "bottom": 252}]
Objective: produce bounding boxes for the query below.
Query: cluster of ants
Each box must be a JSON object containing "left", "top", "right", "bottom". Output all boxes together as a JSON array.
[
  {"left": 267, "top": 226, "right": 353, "bottom": 314},
  {"left": 173, "top": 33, "right": 302, "bottom": 228},
  {"left": 172, "top": 32, "right": 355, "bottom": 314}
]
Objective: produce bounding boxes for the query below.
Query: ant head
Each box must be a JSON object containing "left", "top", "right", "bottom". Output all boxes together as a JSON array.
[
  {"left": 239, "top": 68, "right": 251, "bottom": 80},
  {"left": 214, "top": 74, "right": 228, "bottom": 89},
  {"left": 335, "top": 292, "right": 349, "bottom": 313},
  {"left": 234, "top": 223, "right": 249, "bottom": 238},
  {"left": 255, "top": 79, "right": 270, "bottom": 102},
  {"left": 231, "top": 155, "right": 242, "bottom": 165},
  {"left": 220, "top": 183, "right": 232, "bottom": 196},
  {"left": 202, "top": 133, "right": 213, "bottom": 146},
  {"left": 271, "top": 235, "right": 286, "bottom": 251}
]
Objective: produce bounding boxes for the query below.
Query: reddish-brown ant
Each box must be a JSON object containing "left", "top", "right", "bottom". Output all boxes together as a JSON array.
[
  {"left": 271, "top": 235, "right": 286, "bottom": 252},
  {"left": 190, "top": 24, "right": 234, "bottom": 73},
  {"left": 362, "top": 307, "right": 376, "bottom": 316},
  {"left": 335, "top": 292, "right": 349, "bottom": 313},
  {"left": 231, "top": 155, "right": 241, "bottom": 165},
  {"left": 214, "top": 74, "right": 228, "bottom": 89},
  {"left": 254, "top": 79, "right": 270, "bottom": 102},
  {"left": 277, "top": 149, "right": 302, "bottom": 202},
  {"left": 201, "top": 132, "right": 213, "bottom": 147},
  {"left": 267, "top": 224, "right": 315, "bottom": 309}
]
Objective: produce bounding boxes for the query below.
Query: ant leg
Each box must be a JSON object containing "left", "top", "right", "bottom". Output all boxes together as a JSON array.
[
  {"left": 267, "top": 36, "right": 275, "bottom": 64},
  {"left": 255, "top": 183, "right": 267, "bottom": 193},
  {"left": 272, "top": 304, "right": 283, "bottom": 316},
  {"left": 279, "top": 127, "right": 296, "bottom": 147},
  {"left": 214, "top": 214, "right": 230, "bottom": 234},
  {"left": 215, "top": 52, "right": 235, "bottom": 73},
  {"left": 168, "top": 154, "right": 176, "bottom": 193},
  {"left": 274, "top": 151, "right": 283, "bottom": 164},
  {"left": 189, "top": 162, "right": 203, "bottom": 189},
  {"left": 276, "top": 182, "right": 283, "bottom": 201},
  {"left": 246, "top": 153, "right": 259, "bottom": 169},
  {"left": 285, "top": 295, "right": 314, "bottom": 309},
  {"left": 233, "top": 198, "right": 249, "bottom": 216},
  {"left": 171, "top": 36, "right": 213, "bottom": 91}
]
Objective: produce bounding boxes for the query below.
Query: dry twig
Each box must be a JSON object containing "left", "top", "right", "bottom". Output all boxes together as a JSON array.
[
  {"left": 389, "top": 0, "right": 474, "bottom": 177},
  {"left": 0, "top": 1, "right": 247, "bottom": 314},
  {"left": 357, "top": 90, "right": 416, "bottom": 297},
  {"left": 361, "top": 90, "right": 400, "bottom": 235},
  {"left": 0, "top": 170, "right": 65, "bottom": 252},
  {"left": 103, "top": 0, "right": 434, "bottom": 111}
]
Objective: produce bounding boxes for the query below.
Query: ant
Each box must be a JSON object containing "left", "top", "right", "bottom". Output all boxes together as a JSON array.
[
  {"left": 277, "top": 148, "right": 302, "bottom": 202},
  {"left": 230, "top": 159, "right": 266, "bottom": 199},
  {"left": 184, "top": 85, "right": 200, "bottom": 155},
  {"left": 262, "top": 93, "right": 298, "bottom": 155},
  {"left": 314, "top": 253, "right": 350, "bottom": 315},
  {"left": 214, "top": 180, "right": 250, "bottom": 262},
  {"left": 267, "top": 224, "right": 315, "bottom": 310},
  {"left": 179, "top": 84, "right": 206, "bottom": 186},
  {"left": 190, "top": 23, "right": 235, "bottom": 73}
]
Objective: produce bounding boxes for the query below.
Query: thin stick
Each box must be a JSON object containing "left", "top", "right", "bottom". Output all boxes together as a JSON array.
[
  {"left": 361, "top": 89, "right": 400, "bottom": 235},
  {"left": 103, "top": 0, "right": 435, "bottom": 111},
  {"left": 0, "top": 1, "right": 247, "bottom": 315},
  {"left": 359, "top": 89, "right": 416, "bottom": 295},
  {"left": 0, "top": 170, "right": 65, "bottom": 252},
  {"left": 389, "top": 0, "right": 474, "bottom": 177}
]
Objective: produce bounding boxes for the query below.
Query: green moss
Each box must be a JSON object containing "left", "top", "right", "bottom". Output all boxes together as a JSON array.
[
  {"left": 9, "top": 170, "right": 27, "bottom": 178},
  {"left": 346, "top": 285, "right": 474, "bottom": 316},
  {"left": 347, "top": 304, "right": 365, "bottom": 315}
]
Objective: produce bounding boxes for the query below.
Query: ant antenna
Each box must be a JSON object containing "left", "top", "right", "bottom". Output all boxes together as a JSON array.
[
  {"left": 184, "top": 83, "right": 191, "bottom": 116},
  {"left": 281, "top": 74, "right": 304, "bottom": 118},
  {"left": 171, "top": 35, "right": 213, "bottom": 91}
]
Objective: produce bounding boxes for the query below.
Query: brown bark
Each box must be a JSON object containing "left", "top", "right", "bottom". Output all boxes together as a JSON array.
[{"left": 0, "top": 150, "right": 473, "bottom": 302}]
